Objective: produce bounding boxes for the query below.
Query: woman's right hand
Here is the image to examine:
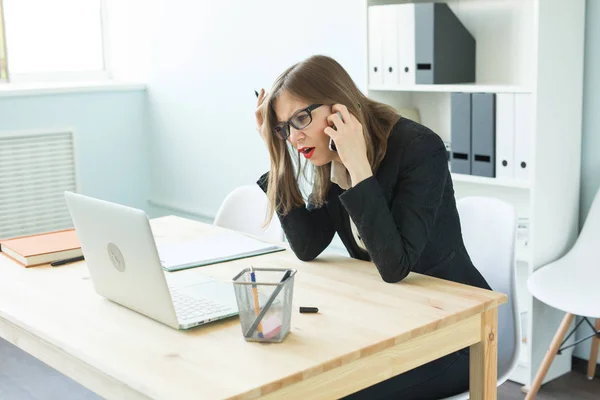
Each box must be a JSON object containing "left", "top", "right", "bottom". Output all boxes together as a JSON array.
[{"left": 255, "top": 88, "right": 268, "bottom": 141}]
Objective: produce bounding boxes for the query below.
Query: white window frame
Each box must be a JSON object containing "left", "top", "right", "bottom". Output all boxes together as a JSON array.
[
  {"left": 0, "top": 0, "right": 8, "bottom": 81},
  {"left": 1, "top": 0, "right": 111, "bottom": 83}
]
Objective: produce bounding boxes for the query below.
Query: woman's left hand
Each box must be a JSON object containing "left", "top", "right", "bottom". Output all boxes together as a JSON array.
[{"left": 325, "top": 104, "right": 373, "bottom": 185}]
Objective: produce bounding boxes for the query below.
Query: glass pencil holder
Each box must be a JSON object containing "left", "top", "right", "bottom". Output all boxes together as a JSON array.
[{"left": 231, "top": 267, "right": 297, "bottom": 343}]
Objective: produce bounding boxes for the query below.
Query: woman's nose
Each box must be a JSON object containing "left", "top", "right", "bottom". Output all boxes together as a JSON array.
[{"left": 288, "top": 127, "right": 304, "bottom": 145}]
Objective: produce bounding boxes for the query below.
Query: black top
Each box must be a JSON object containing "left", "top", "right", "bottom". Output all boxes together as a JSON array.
[{"left": 257, "top": 117, "right": 491, "bottom": 290}]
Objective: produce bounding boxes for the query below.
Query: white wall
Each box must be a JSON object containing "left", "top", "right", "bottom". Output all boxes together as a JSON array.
[
  {"left": 0, "top": 89, "right": 150, "bottom": 213},
  {"left": 106, "top": 0, "right": 367, "bottom": 221},
  {"left": 574, "top": 0, "right": 600, "bottom": 365}
]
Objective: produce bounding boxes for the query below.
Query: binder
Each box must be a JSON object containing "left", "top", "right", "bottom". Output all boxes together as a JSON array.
[
  {"left": 368, "top": 6, "right": 384, "bottom": 86},
  {"left": 158, "top": 231, "right": 285, "bottom": 272},
  {"left": 471, "top": 93, "right": 496, "bottom": 178},
  {"left": 450, "top": 92, "right": 472, "bottom": 174},
  {"left": 495, "top": 93, "right": 516, "bottom": 179},
  {"left": 382, "top": 5, "right": 399, "bottom": 86},
  {"left": 397, "top": 3, "right": 415, "bottom": 86},
  {"left": 514, "top": 93, "right": 533, "bottom": 181},
  {"left": 414, "top": 4, "right": 434, "bottom": 84},
  {"left": 414, "top": 3, "right": 475, "bottom": 84}
]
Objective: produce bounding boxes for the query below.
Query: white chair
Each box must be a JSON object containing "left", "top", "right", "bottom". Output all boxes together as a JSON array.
[
  {"left": 213, "top": 185, "right": 284, "bottom": 242},
  {"left": 524, "top": 188, "right": 600, "bottom": 399},
  {"left": 443, "top": 196, "right": 521, "bottom": 399}
]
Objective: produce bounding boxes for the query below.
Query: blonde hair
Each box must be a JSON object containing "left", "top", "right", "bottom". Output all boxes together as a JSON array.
[{"left": 260, "top": 55, "right": 400, "bottom": 224}]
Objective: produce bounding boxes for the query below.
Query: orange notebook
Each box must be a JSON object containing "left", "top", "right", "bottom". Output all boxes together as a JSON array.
[{"left": 0, "top": 229, "right": 82, "bottom": 267}]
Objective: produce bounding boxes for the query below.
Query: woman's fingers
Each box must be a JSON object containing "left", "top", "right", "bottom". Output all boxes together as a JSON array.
[
  {"left": 327, "top": 111, "right": 344, "bottom": 131},
  {"left": 256, "top": 88, "right": 266, "bottom": 107},
  {"left": 323, "top": 126, "right": 337, "bottom": 138},
  {"left": 255, "top": 89, "right": 267, "bottom": 131},
  {"left": 331, "top": 104, "right": 351, "bottom": 125}
]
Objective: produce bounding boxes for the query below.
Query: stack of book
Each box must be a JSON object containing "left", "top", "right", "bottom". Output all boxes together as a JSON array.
[{"left": 0, "top": 229, "right": 82, "bottom": 267}]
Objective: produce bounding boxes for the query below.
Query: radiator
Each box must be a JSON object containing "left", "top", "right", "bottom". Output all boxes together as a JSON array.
[{"left": 0, "top": 130, "right": 78, "bottom": 240}]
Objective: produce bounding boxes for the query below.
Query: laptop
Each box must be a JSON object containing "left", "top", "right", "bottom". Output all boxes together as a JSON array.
[{"left": 64, "top": 191, "right": 239, "bottom": 330}]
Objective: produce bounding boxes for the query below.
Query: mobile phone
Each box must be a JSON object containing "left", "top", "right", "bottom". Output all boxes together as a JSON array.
[
  {"left": 329, "top": 111, "right": 343, "bottom": 152},
  {"left": 329, "top": 138, "right": 337, "bottom": 152}
]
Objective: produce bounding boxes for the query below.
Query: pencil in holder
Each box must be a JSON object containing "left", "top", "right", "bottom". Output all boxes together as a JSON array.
[{"left": 231, "top": 267, "right": 296, "bottom": 343}]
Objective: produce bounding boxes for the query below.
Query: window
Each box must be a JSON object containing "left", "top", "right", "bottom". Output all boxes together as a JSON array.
[
  {"left": 1, "top": 0, "right": 107, "bottom": 82},
  {"left": 0, "top": 1, "right": 7, "bottom": 81}
]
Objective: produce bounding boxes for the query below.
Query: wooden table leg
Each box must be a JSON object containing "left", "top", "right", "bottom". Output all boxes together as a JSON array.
[
  {"left": 587, "top": 318, "right": 600, "bottom": 380},
  {"left": 525, "top": 313, "right": 574, "bottom": 400},
  {"left": 470, "top": 308, "right": 498, "bottom": 400}
]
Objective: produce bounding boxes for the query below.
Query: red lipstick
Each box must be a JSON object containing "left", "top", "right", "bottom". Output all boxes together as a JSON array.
[{"left": 298, "top": 147, "right": 316, "bottom": 159}]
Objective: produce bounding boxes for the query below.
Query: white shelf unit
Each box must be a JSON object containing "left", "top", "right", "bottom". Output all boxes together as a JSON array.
[
  {"left": 369, "top": 83, "right": 533, "bottom": 94},
  {"left": 451, "top": 173, "right": 530, "bottom": 190},
  {"left": 366, "top": 0, "right": 586, "bottom": 389}
]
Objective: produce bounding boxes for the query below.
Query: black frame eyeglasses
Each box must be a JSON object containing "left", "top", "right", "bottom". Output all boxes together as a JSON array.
[{"left": 273, "top": 104, "right": 322, "bottom": 140}]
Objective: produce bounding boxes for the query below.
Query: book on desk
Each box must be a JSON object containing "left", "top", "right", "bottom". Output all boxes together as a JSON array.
[{"left": 0, "top": 229, "right": 83, "bottom": 267}]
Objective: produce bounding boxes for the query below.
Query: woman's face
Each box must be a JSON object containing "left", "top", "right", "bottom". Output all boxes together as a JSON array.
[{"left": 272, "top": 90, "right": 340, "bottom": 166}]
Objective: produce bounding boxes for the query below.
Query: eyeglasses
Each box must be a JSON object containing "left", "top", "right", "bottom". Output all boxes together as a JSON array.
[{"left": 273, "top": 104, "right": 322, "bottom": 140}]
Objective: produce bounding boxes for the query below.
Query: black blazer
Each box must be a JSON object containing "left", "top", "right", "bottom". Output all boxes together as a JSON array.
[{"left": 257, "top": 117, "right": 491, "bottom": 290}]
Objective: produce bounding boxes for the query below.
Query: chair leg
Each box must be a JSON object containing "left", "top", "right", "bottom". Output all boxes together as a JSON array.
[
  {"left": 525, "top": 313, "right": 574, "bottom": 400},
  {"left": 587, "top": 318, "right": 600, "bottom": 380}
]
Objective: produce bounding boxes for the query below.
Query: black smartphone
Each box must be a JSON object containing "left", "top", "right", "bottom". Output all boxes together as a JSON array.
[
  {"left": 329, "top": 111, "right": 343, "bottom": 152},
  {"left": 329, "top": 138, "right": 337, "bottom": 152}
]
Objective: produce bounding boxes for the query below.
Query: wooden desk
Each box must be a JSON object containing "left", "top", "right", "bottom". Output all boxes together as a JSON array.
[{"left": 0, "top": 216, "right": 506, "bottom": 400}]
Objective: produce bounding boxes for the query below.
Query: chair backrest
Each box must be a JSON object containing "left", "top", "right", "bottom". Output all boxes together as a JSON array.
[
  {"left": 569, "top": 187, "right": 600, "bottom": 265},
  {"left": 213, "top": 185, "right": 284, "bottom": 242},
  {"left": 456, "top": 196, "right": 520, "bottom": 384}
]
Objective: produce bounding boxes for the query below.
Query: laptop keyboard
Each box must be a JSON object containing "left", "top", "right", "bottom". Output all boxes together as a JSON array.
[{"left": 170, "top": 289, "right": 233, "bottom": 321}]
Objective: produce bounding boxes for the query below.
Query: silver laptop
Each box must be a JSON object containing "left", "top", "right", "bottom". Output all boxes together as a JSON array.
[{"left": 64, "top": 191, "right": 239, "bottom": 330}]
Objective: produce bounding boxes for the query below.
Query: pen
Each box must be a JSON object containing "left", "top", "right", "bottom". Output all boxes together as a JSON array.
[
  {"left": 254, "top": 89, "right": 259, "bottom": 98},
  {"left": 246, "top": 269, "right": 293, "bottom": 338},
  {"left": 250, "top": 266, "right": 264, "bottom": 338},
  {"left": 51, "top": 255, "right": 84, "bottom": 267}
]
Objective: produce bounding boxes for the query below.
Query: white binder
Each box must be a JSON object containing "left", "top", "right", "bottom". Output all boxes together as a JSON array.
[
  {"left": 158, "top": 231, "right": 285, "bottom": 272},
  {"left": 382, "top": 5, "right": 399, "bottom": 86},
  {"left": 514, "top": 93, "right": 534, "bottom": 181},
  {"left": 368, "top": 6, "right": 384, "bottom": 86},
  {"left": 495, "top": 93, "right": 516, "bottom": 179},
  {"left": 397, "top": 3, "right": 415, "bottom": 86}
]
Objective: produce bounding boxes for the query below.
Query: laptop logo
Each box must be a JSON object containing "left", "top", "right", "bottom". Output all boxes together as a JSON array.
[{"left": 107, "top": 243, "right": 126, "bottom": 272}]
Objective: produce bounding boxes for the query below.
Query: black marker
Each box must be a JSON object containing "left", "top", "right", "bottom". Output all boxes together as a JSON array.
[
  {"left": 51, "top": 255, "right": 84, "bottom": 267},
  {"left": 255, "top": 89, "right": 259, "bottom": 98},
  {"left": 280, "top": 269, "right": 292, "bottom": 282},
  {"left": 299, "top": 306, "right": 319, "bottom": 313}
]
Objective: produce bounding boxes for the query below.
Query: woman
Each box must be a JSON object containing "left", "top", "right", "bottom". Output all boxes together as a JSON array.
[{"left": 254, "top": 55, "right": 491, "bottom": 399}]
